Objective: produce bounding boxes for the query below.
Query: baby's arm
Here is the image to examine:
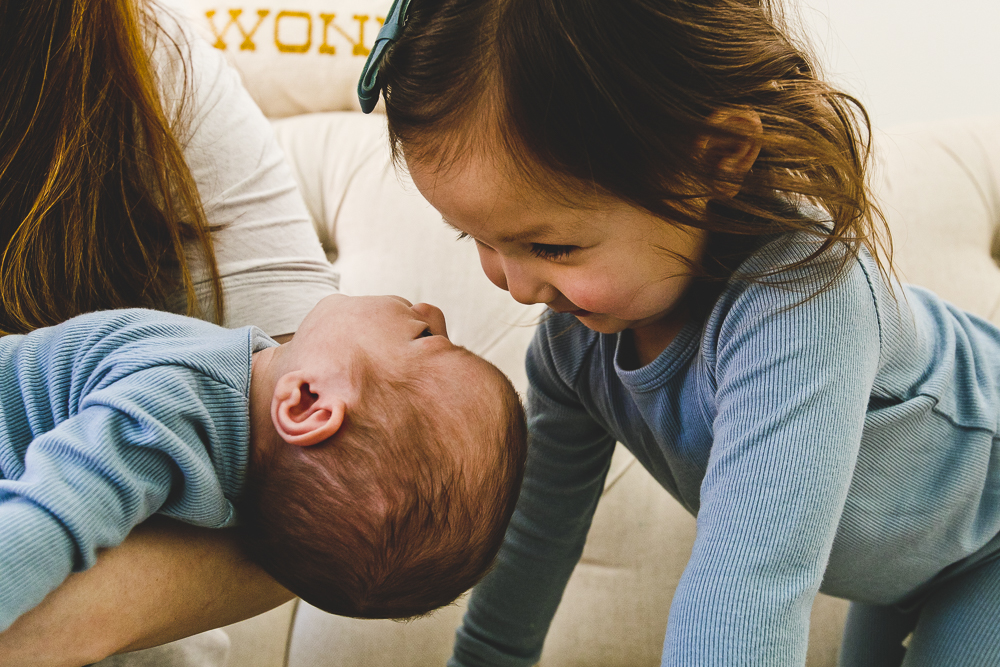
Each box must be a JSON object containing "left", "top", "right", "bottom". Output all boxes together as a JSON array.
[
  {"left": 0, "top": 367, "right": 241, "bottom": 633},
  {"left": 0, "top": 406, "right": 173, "bottom": 631},
  {"left": 451, "top": 323, "right": 617, "bottom": 667}
]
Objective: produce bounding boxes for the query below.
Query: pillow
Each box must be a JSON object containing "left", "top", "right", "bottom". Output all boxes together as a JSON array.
[{"left": 181, "top": 0, "right": 392, "bottom": 117}]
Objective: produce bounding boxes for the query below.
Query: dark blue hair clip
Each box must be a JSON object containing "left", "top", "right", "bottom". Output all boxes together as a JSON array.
[{"left": 357, "top": 0, "right": 413, "bottom": 113}]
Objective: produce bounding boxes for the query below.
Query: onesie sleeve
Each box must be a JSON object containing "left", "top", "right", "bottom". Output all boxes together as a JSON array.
[
  {"left": 0, "top": 366, "right": 243, "bottom": 632},
  {"left": 662, "top": 254, "right": 882, "bottom": 666},
  {"left": 450, "top": 321, "right": 617, "bottom": 667},
  {"left": 151, "top": 8, "right": 340, "bottom": 337}
]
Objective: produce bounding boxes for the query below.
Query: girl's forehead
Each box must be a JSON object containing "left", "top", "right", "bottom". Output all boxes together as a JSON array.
[
  {"left": 408, "top": 145, "right": 512, "bottom": 197},
  {"left": 408, "top": 148, "right": 608, "bottom": 229}
]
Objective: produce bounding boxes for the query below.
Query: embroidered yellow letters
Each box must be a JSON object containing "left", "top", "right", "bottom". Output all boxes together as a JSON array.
[
  {"left": 204, "top": 8, "right": 386, "bottom": 56},
  {"left": 275, "top": 11, "right": 312, "bottom": 53},
  {"left": 319, "top": 14, "right": 371, "bottom": 56},
  {"left": 205, "top": 9, "right": 270, "bottom": 51}
]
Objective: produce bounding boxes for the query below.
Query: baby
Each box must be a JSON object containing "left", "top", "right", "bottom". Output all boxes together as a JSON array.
[{"left": 0, "top": 294, "right": 527, "bottom": 632}]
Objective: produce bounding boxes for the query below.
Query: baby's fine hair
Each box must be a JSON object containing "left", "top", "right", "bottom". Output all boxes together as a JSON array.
[
  {"left": 381, "top": 0, "right": 890, "bottom": 291},
  {"left": 238, "top": 349, "right": 527, "bottom": 619}
]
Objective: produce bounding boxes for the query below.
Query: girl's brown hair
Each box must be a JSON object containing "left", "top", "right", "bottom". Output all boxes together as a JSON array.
[
  {"left": 0, "top": 0, "right": 222, "bottom": 335},
  {"left": 380, "top": 0, "right": 890, "bottom": 295}
]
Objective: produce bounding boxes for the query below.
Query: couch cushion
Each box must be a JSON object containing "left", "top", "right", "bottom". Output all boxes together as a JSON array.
[
  {"left": 179, "top": 0, "right": 392, "bottom": 117},
  {"left": 873, "top": 117, "right": 1000, "bottom": 322}
]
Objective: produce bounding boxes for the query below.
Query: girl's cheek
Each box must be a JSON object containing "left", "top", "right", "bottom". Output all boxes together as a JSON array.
[{"left": 560, "top": 277, "right": 625, "bottom": 313}]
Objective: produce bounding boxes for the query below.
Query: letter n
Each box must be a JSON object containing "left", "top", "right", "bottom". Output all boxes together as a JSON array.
[{"left": 321, "top": 14, "right": 372, "bottom": 57}]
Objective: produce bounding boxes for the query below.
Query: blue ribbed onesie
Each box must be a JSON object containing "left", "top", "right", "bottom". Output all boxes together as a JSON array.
[
  {"left": 0, "top": 309, "right": 275, "bottom": 632},
  {"left": 450, "top": 235, "right": 1000, "bottom": 666}
]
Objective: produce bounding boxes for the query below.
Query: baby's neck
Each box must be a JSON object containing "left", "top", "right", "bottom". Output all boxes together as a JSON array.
[{"left": 247, "top": 346, "right": 281, "bottom": 474}]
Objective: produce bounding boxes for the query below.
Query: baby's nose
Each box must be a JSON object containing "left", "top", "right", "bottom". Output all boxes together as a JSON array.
[
  {"left": 412, "top": 302, "right": 449, "bottom": 338},
  {"left": 386, "top": 295, "right": 414, "bottom": 307}
]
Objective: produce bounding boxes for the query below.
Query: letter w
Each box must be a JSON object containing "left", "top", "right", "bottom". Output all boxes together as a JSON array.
[{"left": 205, "top": 9, "right": 271, "bottom": 51}]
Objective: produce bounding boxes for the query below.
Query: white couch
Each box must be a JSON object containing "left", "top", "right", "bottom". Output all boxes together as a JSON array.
[
  {"left": 161, "top": 3, "right": 1000, "bottom": 663},
  {"left": 181, "top": 111, "right": 998, "bottom": 667}
]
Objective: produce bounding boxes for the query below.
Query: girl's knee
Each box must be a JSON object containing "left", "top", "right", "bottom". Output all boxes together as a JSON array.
[{"left": 901, "top": 558, "right": 1000, "bottom": 667}]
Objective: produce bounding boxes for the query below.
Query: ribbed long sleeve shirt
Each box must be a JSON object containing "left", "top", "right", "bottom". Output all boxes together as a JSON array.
[
  {"left": 451, "top": 235, "right": 1000, "bottom": 666},
  {"left": 0, "top": 309, "right": 275, "bottom": 632}
]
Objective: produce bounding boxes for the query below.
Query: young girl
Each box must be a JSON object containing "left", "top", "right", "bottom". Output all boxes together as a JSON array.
[{"left": 361, "top": 0, "right": 1000, "bottom": 665}]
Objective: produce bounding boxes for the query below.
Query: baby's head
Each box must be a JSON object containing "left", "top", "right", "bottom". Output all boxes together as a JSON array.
[{"left": 239, "top": 294, "right": 527, "bottom": 619}]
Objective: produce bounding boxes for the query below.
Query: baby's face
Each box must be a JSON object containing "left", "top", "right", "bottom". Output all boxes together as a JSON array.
[{"left": 291, "top": 294, "right": 478, "bottom": 390}]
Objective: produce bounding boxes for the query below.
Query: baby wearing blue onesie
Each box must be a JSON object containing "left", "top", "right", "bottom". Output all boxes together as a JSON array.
[{"left": 0, "top": 295, "right": 526, "bottom": 633}]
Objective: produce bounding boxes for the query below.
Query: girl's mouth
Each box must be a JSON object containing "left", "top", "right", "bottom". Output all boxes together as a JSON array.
[{"left": 550, "top": 304, "right": 592, "bottom": 317}]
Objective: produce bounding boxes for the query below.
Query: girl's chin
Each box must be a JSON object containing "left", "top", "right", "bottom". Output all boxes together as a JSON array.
[{"left": 571, "top": 311, "right": 631, "bottom": 335}]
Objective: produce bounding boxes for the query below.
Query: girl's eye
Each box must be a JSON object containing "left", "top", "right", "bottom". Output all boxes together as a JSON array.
[
  {"left": 418, "top": 328, "right": 433, "bottom": 338},
  {"left": 456, "top": 231, "right": 495, "bottom": 252},
  {"left": 530, "top": 244, "right": 576, "bottom": 260}
]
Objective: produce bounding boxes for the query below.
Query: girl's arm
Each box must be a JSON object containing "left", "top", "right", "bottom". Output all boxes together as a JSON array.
[
  {"left": 0, "top": 517, "right": 292, "bottom": 667},
  {"left": 662, "top": 251, "right": 883, "bottom": 666},
  {"left": 451, "top": 319, "right": 617, "bottom": 667}
]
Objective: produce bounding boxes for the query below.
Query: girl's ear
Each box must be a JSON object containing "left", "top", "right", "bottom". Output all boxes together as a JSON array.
[
  {"left": 270, "top": 370, "right": 346, "bottom": 447},
  {"left": 697, "top": 109, "right": 763, "bottom": 199}
]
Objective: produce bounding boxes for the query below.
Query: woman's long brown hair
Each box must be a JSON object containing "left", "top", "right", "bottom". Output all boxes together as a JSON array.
[
  {"left": 0, "top": 0, "right": 223, "bottom": 334},
  {"left": 381, "top": 0, "right": 891, "bottom": 302}
]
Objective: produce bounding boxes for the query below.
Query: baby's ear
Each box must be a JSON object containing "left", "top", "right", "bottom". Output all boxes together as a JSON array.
[
  {"left": 697, "top": 109, "right": 763, "bottom": 199},
  {"left": 271, "top": 371, "right": 346, "bottom": 447}
]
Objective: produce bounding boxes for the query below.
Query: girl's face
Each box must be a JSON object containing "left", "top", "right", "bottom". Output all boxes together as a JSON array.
[{"left": 407, "top": 150, "right": 707, "bottom": 340}]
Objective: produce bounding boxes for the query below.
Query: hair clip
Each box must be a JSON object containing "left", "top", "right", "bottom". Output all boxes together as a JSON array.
[{"left": 357, "top": 0, "right": 413, "bottom": 113}]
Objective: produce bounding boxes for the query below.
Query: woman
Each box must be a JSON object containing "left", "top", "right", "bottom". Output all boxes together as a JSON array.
[{"left": 0, "top": 0, "right": 338, "bottom": 663}]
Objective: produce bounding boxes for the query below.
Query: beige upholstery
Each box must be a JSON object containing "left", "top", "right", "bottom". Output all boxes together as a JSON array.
[{"left": 216, "top": 112, "right": 1000, "bottom": 666}]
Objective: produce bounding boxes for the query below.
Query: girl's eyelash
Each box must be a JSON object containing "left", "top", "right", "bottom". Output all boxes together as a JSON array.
[
  {"left": 455, "top": 230, "right": 572, "bottom": 260},
  {"left": 530, "top": 244, "right": 575, "bottom": 260}
]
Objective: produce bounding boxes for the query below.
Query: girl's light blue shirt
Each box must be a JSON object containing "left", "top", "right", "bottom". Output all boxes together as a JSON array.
[{"left": 451, "top": 235, "right": 1000, "bottom": 666}]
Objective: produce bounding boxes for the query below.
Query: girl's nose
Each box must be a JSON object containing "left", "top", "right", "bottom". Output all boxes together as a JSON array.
[
  {"left": 505, "top": 267, "right": 554, "bottom": 306},
  {"left": 480, "top": 250, "right": 554, "bottom": 306}
]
